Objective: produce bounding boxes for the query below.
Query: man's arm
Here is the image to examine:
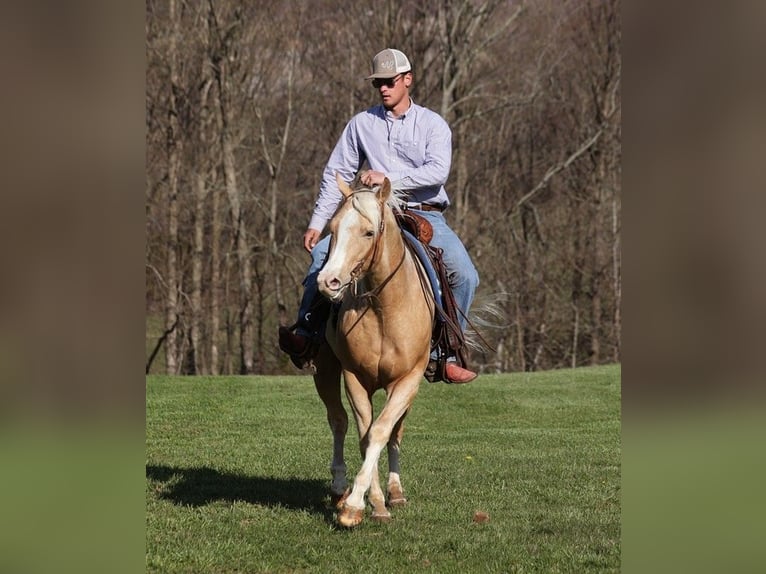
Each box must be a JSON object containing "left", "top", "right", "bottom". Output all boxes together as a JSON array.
[{"left": 308, "top": 119, "right": 365, "bottom": 233}]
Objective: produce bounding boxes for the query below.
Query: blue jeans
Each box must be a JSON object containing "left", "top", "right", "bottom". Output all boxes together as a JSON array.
[
  {"left": 295, "top": 211, "right": 479, "bottom": 338},
  {"left": 418, "top": 210, "right": 480, "bottom": 332},
  {"left": 294, "top": 235, "right": 331, "bottom": 337}
]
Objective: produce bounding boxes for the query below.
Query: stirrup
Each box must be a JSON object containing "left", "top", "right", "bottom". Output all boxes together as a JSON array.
[
  {"left": 424, "top": 359, "right": 443, "bottom": 383},
  {"left": 279, "top": 326, "right": 318, "bottom": 371}
]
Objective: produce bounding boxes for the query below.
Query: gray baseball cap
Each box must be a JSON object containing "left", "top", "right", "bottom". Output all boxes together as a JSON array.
[{"left": 366, "top": 48, "right": 412, "bottom": 79}]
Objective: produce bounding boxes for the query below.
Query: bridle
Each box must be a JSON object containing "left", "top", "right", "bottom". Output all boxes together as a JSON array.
[
  {"left": 341, "top": 189, "right": 407, "bottom": 300},
  {"left": 347, "top": 190, "right": 385, "bottom": 282}
]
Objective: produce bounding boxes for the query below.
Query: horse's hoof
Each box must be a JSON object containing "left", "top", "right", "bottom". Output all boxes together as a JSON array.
[
  {"left": 330, "top": 489, "right": 350, "bottom": 509},
  {"left": 388, "top": 496, "right": 408, "bottom": 507},
  {"left": 337, "top": 505, "right": 365, "bottom": 528},
  {"left": 371, "top": 511, "right": 392, "bottom": 523}
]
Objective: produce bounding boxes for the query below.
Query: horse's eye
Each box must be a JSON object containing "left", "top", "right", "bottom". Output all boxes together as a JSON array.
[{"left": 364, "top": 230, "right": 375, "bottom": 238}]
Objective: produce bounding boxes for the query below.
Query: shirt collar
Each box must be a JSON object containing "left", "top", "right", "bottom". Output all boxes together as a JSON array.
[{"left": 382, "top": 98, "right": 415, "bottom": 121}]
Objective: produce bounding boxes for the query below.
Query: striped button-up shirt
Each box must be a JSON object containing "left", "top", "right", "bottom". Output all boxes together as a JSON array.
[{"left": 308, "top": 100, "right": 452, "bottom": 232}]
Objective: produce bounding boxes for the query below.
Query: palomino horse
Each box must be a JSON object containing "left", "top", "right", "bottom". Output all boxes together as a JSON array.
[{"left": 313, "top": 174, "right": 434, "bottom": 528}]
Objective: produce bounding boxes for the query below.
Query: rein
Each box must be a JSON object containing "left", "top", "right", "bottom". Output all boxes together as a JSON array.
[{"left": 356, "top": 248, "right": 406, "bottom": 302}]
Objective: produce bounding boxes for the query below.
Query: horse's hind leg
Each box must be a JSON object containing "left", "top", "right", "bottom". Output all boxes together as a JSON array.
[
  {"left": 313, "top": 345, "right": 348, "bottom": 506},
  {"left": 368, "top": 459, "right": 391, "bottom": 522},
  {"left": 386, "top": 408, "right": 409, "bottom": 507}
]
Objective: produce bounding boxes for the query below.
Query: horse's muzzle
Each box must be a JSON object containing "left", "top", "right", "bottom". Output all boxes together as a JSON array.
[{"left": 317, "top": 273, "right": 347, "bottom": 301}]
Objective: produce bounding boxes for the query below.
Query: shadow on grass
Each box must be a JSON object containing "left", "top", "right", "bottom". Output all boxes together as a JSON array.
[{"left": 146, "top": 464, "right": 335, "bottom": 522}]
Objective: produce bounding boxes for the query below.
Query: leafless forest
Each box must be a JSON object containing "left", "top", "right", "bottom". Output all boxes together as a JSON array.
[{"left": 145, "top": 0, "right": 621, "bottom": 376}]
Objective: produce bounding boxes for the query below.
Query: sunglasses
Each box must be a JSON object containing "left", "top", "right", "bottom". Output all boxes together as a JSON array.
[{"left": 371, "top": 74, "right": 402, "bottom": 89}]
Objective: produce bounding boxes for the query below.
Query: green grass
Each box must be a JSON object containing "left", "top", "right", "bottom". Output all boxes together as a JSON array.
[{"left": 146, "top": 365, "right": 621, "bottom": 573}]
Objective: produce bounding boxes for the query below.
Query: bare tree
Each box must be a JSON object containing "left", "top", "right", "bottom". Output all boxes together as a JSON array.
[
  {"left": 145, "top": 0, "right": 621, "bottom": 375},
  {"left": 162, "top": 0, "right": 183, "bottom": 374},
  {"left": 253, "top": 20, "right": 303, "bottom": 370},
  {"left": 207, "top": 2, "right": 258, "bottom": 373},
  {"left": 188, "top": 5, "right": 215, "bottom": 375}
]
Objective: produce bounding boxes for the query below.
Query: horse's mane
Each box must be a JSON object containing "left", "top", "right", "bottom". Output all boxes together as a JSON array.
[{"left": 346, "top": 181, "right": 406, "bottom": 231}]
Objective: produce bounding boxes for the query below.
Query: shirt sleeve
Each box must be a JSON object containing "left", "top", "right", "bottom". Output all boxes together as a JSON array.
[{"left": 308, "top": 119, "right": 366, "bottom": 232}]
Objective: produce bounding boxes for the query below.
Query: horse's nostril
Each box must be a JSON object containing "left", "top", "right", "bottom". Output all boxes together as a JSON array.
[{"left": 326, "top": 277, "right": 341, "bottom": 290}]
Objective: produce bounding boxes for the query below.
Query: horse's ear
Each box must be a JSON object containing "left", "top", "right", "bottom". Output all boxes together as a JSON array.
[
  {"left": 378, "top": 178, "right": 391, "bottom": 203},
  {"left": 336, "top": 172, "right": 353, "bottom": 198}
]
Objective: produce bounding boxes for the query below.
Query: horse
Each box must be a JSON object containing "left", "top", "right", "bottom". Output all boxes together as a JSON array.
[{"left": 312, "top": 173, "right": 435, "bottom": 528}]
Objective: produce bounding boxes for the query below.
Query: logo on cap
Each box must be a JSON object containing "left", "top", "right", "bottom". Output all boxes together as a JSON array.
[{"left": 367, "top": 48, "right": 411, "bottom": 79}]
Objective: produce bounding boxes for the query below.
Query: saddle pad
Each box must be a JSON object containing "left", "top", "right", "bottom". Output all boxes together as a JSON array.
[{"left": 401, "top": 229, "right": 442, "bottom": 304}]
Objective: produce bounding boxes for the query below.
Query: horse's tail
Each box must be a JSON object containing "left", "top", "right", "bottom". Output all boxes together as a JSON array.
[{"left": 462, "top": 292, "right": 510, "bottom": 354}]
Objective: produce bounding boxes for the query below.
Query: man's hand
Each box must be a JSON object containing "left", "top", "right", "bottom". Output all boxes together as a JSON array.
[
  {"left": 360, "top": 170, "right": 386, "bottom": 187},
  {"left": 303, "top": 228, "right": 321, "bottom": 253}
]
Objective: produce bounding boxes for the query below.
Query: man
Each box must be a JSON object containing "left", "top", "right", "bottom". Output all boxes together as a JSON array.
[{"left": 279, "top": 48, "right": 479, "bottom": 383}]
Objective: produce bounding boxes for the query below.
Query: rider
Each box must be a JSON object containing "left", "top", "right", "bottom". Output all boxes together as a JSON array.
[{"left": 279, "top": 48, "right": 479, "bottom": 384}]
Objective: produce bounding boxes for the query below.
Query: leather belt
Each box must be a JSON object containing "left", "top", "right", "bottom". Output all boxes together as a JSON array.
[{"left": 409, "top": 203, "right": 445, "bottom": 212}]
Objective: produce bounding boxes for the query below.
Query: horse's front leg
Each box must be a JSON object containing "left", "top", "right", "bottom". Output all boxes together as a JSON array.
[
  {"left": 313, "top": 346, "right": 348, "bottom": 506},
  {"left": 339, "top": 374, "right": 420, "bottom": 528},
  {"left": 353, "top": 387, "right": 391, "bottom": 523}
]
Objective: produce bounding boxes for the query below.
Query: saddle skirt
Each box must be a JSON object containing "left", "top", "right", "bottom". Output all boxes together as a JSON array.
[{"left": 400, "top": 228, "right": 442, "bottom": 306}]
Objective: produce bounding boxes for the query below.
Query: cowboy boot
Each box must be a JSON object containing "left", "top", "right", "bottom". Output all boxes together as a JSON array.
[{"left": 444, "top": 362, "right": 477, "bottom": 384}]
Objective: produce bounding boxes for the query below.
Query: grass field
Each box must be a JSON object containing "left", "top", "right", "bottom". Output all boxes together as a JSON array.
[{"left": 146, "top": 364, "right": 621, "bottom": 573}]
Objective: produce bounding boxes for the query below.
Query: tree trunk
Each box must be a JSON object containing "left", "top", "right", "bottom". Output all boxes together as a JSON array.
[
  {"left": 612, "top": 195, "right": 621, "bottom": 362},
  {"left": 190, "top": 79, "right": 213, "bottom": 375},
  {"left": 216, "top": 57, "right": 254, "bottom": 374},
  {"left": 210, "top": 175, "right": 221, "bottom": 375},
  {"left": 223, "top": 250, "right": 235, "bottom": 375},
  {"left": 258, "top": 42, "right": 299, "bottom": 367},
  {"left": 191, "top": 168, "right": 205, "bottom": 375},
  {"left": 164, "top": 0, "right": 181, "bottom": 375},
  {"left": 453, "top": 122, "right": 470, "bottom": 237},
  {"left": 228, "top": 160, "right": 254, "bottom": 375},
  {"left": 189, "top": 7, "right": 217, "bottom": 375}
]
